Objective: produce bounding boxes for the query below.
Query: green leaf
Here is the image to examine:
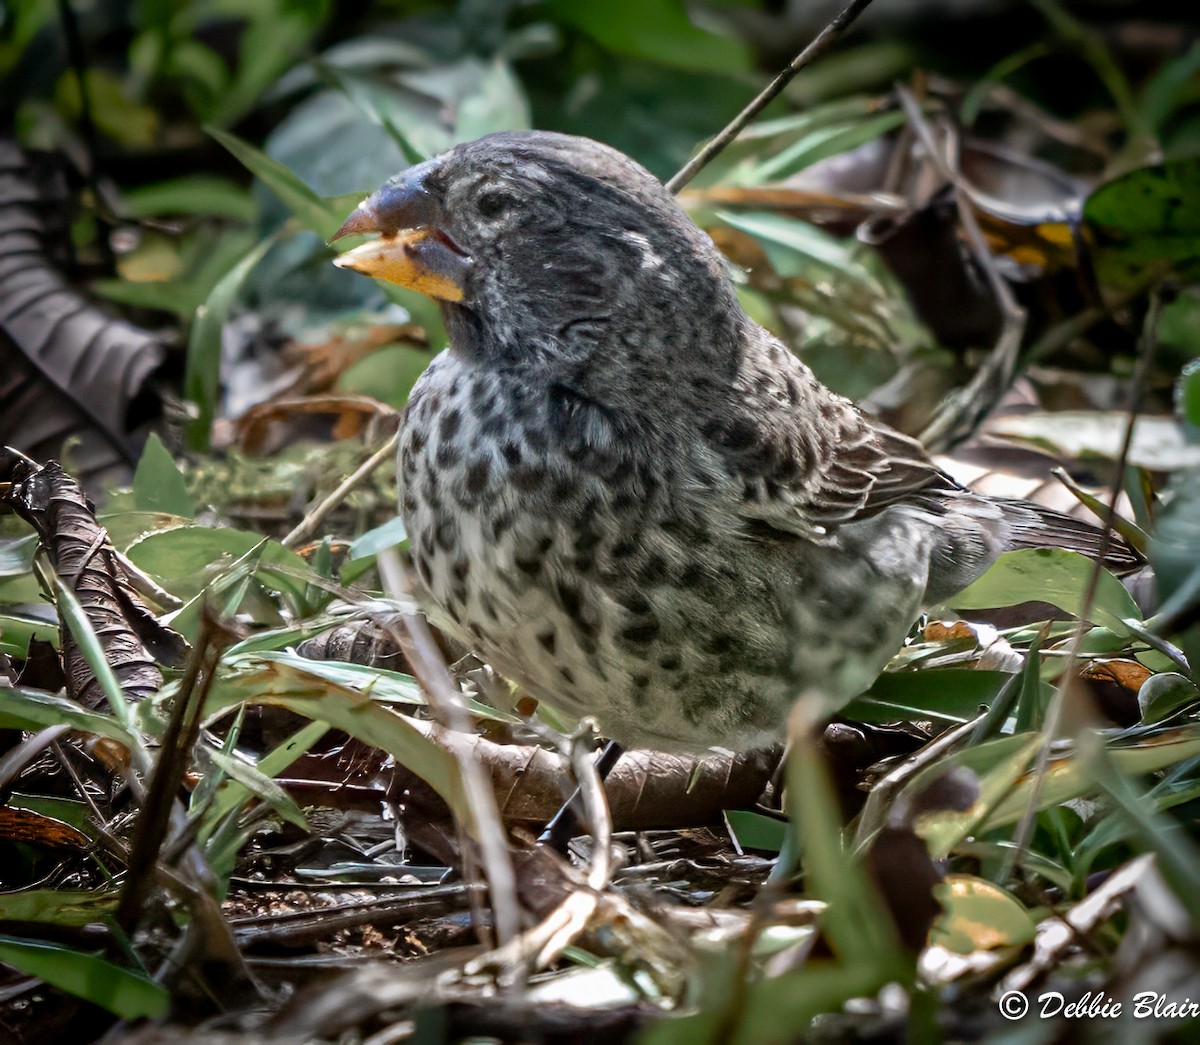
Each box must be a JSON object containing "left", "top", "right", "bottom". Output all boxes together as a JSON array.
[
  {"left": 844, "top": 669, "right": 1015, "bottom": 724},
  {"left": 930, "top": 875, "right": 1037, "bottom": 954},
  {"left": 203, "top": 718, "right": 328, "bottom": 835},
  {"left": 718, "top": 210, "right": 882, "bottom": 292},
  {"left": 203, "top": 719, "right": 330, "bottom": 879},
  {"left": 984, "top": 725, "right": 1200, "bottom": 829},
  {"left": 184, "top": 236, "right": 275, "bottom": 451},
  {"left": 0, "top": 688, "right": 137, "bottom": 749},
  {"left": 0, "top": 890, "right": 118, "bottom": 928},
  {"left": 454, "top": 57, "right": 532, "bottom": 143},
  {"left": 207, "top": 126, "right": 351, "bottom": 241},
  {"left": 1138, "top": 672, "right": 1200, "bottom": 724},
  {"left": 949, "top": 549, "right": 1142, "bottom": 636},
  {"left": 544, "top": 0, "right": 751, "bottom": 74},
  {"left": 205, "top": 749, "right": 309, "bottom": 831},
  {"left": 348, "top": 516, "right": 408, "bottom": 560},
  {"left": 206, "top": 6, "right": 324, "bottom": 127},
  {"left": 338, "top": 343, "right": 433, "bottom": 407},
  {"left": 132, "top": 434, "right": 195, "bottom": 517},
  {"left": 745, "top": 111, "right": 906, "bottom": 184},
  {"left": 203, "top": 652, "right": 473, "bottom": 833},
  {"left": 52, "top": 577, "right": 136, "bottom": 732},
  {"left": 785, "top": 728, "right": 901, "bottom": 969},
  {"left": 124, "top": 525, "right": 311, "bottom": 602},
  {"left": 1160, "top": 292, "right": 1200, "bottom": 358},
  {"left": 1178, "top": 359, "right": 1200, "bottom": 429},
  {"left": 1138, "top": 41, "right": 1200, "bottom": 135},
  {"left": 0, "top": 534, "right": 38, "bottom": 577},
  {"left": 725, "top": 809, "right": 786, "bottom": 854},
  {"left": 0, "top": 936, "right": 168, "bottom": 1019},
  {"left": 120, "top": 175, "right": 258, "bottom": 222},
  {"left": 1084, "top": 157, "right": 1200, "bottom": 294},
  {"left": 914, "top": 734, "right": 1042, "bottom": 859},
  {"left": 1150, "top": 467, "right": 1200, "bottom": 671}
]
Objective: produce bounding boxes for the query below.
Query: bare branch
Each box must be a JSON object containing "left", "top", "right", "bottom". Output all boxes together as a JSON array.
[{"left": 666, "top": 0, "right": 879, "bottom": 194}]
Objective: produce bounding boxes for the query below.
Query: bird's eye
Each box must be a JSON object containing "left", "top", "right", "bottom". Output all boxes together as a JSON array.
[{"left": 477, "top": 190, "right": 513, "bottom": 219}]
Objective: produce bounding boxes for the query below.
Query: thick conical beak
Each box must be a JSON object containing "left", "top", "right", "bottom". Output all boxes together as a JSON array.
[{"left": 331, "top": 162, "right": 470, "bottom": 303}]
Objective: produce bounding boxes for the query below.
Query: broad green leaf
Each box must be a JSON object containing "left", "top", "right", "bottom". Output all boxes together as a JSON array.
[
  {"left": 54, "top": 68, "right": 157, "bottom": 146},
  {"left": 930, "top": 875, "right": 1037, "bottom": 954},
  {"left": 454, "top": 57, "right": 531, "bottom": 143},
  {"left": 915, "top": 735, "right": 1042, "bottom": 859},
  {"left": 0, "top": 890, "right": 117, "bottom": 928},
  {"left": 207, "top": 126, "right": 352, "bottom": 241},
  {"left": 745, "top": 111, "right": 906, "bottom": 184},
  {"left": 844, "top": 669, "right": 1015, "bottom": 724},
  {"left": 0, "top": 612, "right": 57, "bottom": 659},
  {"left": 120, "top": 175, "right": 257, "bottom": 222},
  {"left": 156, "top": 537, "right": 280, "bottom": 642},
  {"left": 949, "top": 549, "right": 1142, "bottom": 635},
  {"left": 338, "top": 343, "right": 432, "bottom": 407},
  {"left": 205, "top": 749, "right": 309, "bottom": 830},
  {"left": 7, "top": 794, "right": 90, "bottom": 831},
  {"left": 1150, "top": 466, "right": 1200, "bottom": 671},
  {"left": 125, "top": 525, "right": 311, "bottom": 602},
  {"left": 544, "top": 0, "right": 751, "bottom": 74},
  {"left": 1139, "top": 672, "right": 1200, "bottom": 724},
  {"left": 1160, "top": 292, "right": 1200, "bottom": 358},
  {"left": 348, "top": 516, "right": 408, "bottom": 560},
  {"left": 203, "top": 653, "right": 472, "bottom": 832},
  {"left": 0, "top": 534, "right": 37, "bottom": 577},
  {"left": 718, "top": 210, "right": 883, "bottom": 293},
  {"left": 184, "top": 236, "right": 275, "bottom": 451},
  {"left": 94, "top": 225, "right": 256, "bottom": 321},
  {"left": 0, "top": 688, "right": 136, "bottom": 748},
  {"left": 647, "top": 962, "right": 888, "bottom": 1045},
  {"left": 100, "top": 510, "right": 194, "bottom": 551},
  {"left": 1138, "top": 41, "right": 1200, "bottom": 134},
  {"left": 984, "top": 725, "right": 1200, "bottom": 829},
  {"left": 1179, "top": 358, "right": 1200, "bottom": 429},
  {"left": 1084, "top": 157, "right": 1200, "bottom": 293},
  {"left": 725, "top": 809, "right": 786, "bottom": 854},
  {"left": 206, "top": 7, "right": 322, "bottom": 127},
  {"left": 0, "top": 936, "right": 168, "bottom": 1019},
  {"left": 132, "top": 434, "right": 195, "bottom": 517}
]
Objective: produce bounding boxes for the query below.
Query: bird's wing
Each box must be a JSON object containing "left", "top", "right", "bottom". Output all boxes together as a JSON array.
[{"left": 708, "top": 334, "right": 958, "bottom": 540}]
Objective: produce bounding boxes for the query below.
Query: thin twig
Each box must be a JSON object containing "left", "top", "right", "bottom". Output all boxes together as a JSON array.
[
  {"left": 465, "top": 723, "right": 617, "bottom": 982},
  {"left": 115, "top": 609, "right": 227, "bottom": 930},
  {"left": 0, "top": 726, "right": 71, "bottom": 796},
  {"left": 893, "top": 85, "right": 1029, "bottom": 450},
  {"left": 376, "top": 548, "right": 520, "bottom": 947},
  {"left": 665, "top": 0, "right": 879, "bottom": 194},
  {"left": 1001, "top": 289, "right": 1163, "bottom": 881},
  {"left": 282, "top": 429, "right": 400, "bottom": 549}
]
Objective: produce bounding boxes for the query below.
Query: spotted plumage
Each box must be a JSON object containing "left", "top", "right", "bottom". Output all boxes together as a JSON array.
[{"left": 335, "top": 131, "right": 1139, "bottom": 750}]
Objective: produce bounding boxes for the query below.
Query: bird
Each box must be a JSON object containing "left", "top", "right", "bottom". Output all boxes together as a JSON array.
[{"left": 332, "top": 130, "right": 1139, "bottom": 752}]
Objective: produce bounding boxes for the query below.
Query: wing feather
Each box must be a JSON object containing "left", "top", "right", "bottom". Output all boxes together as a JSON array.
[{"left": 709, "top": 332, "right": 957, "bottom": 539}]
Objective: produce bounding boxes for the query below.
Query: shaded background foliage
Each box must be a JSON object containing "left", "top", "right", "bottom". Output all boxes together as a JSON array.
[{"left": 0, "top": 0, "right": 1199, "bottom": 1042}]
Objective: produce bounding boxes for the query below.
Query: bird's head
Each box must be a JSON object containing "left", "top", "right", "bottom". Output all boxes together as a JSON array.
[{"left": 332, "top": 131, "right": 745, "bottom": 367}]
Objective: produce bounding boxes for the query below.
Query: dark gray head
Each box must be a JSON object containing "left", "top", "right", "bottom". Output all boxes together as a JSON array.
[{"left": 334, "top": 131, "right": 746, "bottom": 370}]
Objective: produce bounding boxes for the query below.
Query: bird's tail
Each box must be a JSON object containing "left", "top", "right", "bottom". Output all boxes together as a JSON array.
[{"left": 995, "top": 498, "right": 1144, "bottom": 575}]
